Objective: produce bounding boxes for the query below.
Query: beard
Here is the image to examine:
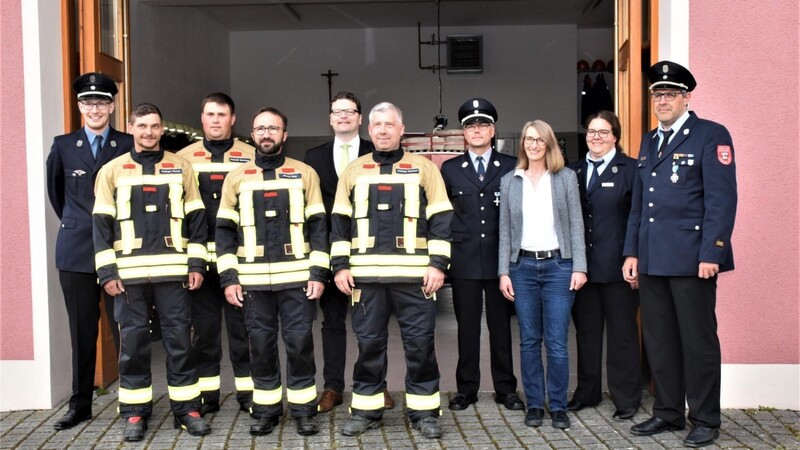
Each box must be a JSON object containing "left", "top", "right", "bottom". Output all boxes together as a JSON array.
[{"left": 256, "top": 137, "right": 283, "bottom": 156}]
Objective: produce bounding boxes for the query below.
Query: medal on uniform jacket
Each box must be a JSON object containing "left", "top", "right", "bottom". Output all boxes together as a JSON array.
[
  {"left": 494, "top": 191, "right": 500, "bottom": 206},
  {"left": 671, "top": 163, "right": 679, "bottom": 183}
]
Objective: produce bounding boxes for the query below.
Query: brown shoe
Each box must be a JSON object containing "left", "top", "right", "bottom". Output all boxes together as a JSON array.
[
  {"left": 383, "top": 388, "right": 395, "bottom": 410},
  {"left": 317, "top": 389, "right": 343, "bottom": 413}
]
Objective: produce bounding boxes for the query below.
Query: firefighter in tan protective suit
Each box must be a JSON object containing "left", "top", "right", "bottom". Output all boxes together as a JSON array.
[
  {"left": 331, "top": 102, "right": 452, "bottom": 440},
  {"left": 215, "top": 107, "right": 328, "bottom": 437}
]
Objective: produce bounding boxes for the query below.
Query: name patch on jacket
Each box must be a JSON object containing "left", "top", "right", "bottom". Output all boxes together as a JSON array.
[
  {"left": 160, "top": 168, "right": 183, "bottom": 174},
  {"left": 229, "top": 157, "right": 251, "bottom": 163},
  {"left": 396, "top": 167, "right": 419, "bottom": 174},
  {"left": 279, "top": 172, "right": 301, "bottom": 179}
]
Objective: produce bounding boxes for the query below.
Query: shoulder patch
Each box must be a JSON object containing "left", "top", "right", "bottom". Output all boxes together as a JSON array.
[
  {"left": 399, "top": 163, "right": 413, "bottom": 169},
  {"left": 230, "top": 151, "right": 242, "bottom": 157},
  {"left": 161, "top": 162, "right": 174, "bottom": 168},
  {"left": 717, "top": 145, "right": 733, "bottom": 165},
  {"left": 193, "top": 151, "right": 206, "bottom": 157},
  {"left": 363, "top": 163, "right": 376, "bottom": 169},
  {"left": 245, "top": 168, "right": 259, "bottom": 175},
  {"left": 281, "top": 167, "right": 296, "bottom": 173}
]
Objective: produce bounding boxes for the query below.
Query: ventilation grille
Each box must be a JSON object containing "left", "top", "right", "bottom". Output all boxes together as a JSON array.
[{"left": 447, "top": 35, "right": 483, "bottom": 74}]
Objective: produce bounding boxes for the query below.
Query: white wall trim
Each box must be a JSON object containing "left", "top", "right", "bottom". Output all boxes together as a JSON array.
[
  {"left": 721, "top": 364, "right": 800, "bottom": 410},
  {"left": 659, "top": 0, "right": 690, "bottom": 66},
  {"left": 1, "top": 0, "right": 67, "bottom": 413}
]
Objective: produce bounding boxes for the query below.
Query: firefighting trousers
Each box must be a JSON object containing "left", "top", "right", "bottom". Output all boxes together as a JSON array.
[
  {"left": 191, "top": 269, "right": 253, "bottom": 407},
  {"left": 350, "top": 283, "right": 440, "bottom": 421},
  {"left": 242, "top": 288, "right": 318, "bottom": 418},
  {"left": 115, "top": 281, "right": 200, "bottom": 417}
]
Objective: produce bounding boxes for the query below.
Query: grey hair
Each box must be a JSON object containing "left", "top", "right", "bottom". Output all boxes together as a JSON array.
[{"left": 368, "top": 102, "right": 403, "bottom": 124}]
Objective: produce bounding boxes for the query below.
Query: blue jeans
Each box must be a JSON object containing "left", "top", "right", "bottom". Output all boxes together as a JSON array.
[{"left": 509, "top": 255, "right": 575, "bottom": 411}]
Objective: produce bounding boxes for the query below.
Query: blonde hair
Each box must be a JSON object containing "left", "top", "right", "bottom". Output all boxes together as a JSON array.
[{"left": 516, "top": 120, "right": 565, "bottom": 172}]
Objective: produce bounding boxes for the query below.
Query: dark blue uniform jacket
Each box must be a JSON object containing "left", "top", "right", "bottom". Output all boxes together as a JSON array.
[{"left": 624, "top": 112, "right": 737, "bottom": 276}]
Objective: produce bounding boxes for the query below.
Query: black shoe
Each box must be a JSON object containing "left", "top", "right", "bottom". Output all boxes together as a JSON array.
[
  {"left": 412, "top": 416, "right": 443, "bottom": 439},
  {"left": 250, "top": 415, "right": 281, "bottom": 436},
  {"left": 173, "top": 411, "right": 210, "bottom": 436},
  {"left": 612, "top": 407, "right": 637, "bottom": 421},
  {"left": 684, "top": 426, "right": 720, "bottom": 448},
  {"left": 199, "top": 402, "right": 220, "bottom": 417},
  {"left": 448, "top": 393, "right": 478, "bottom": 411},
  {"left": 524, "top": 408, "right": 544, "bottom": 427},
  {"left": 495, "top": 392, "right": 525, "bottom": 411},
  {"left": 341, "top": 415, "right": 382, "bottom": 436},
  {"left": 566, "top": 399, "right": 596, "bottom": 412},
  {"left": 296, "top": 416, "right": 319, "bottom": 436},
  {"left": 123, "top": 416, "right": 147, "bottom": 442},
  {"left": 551, "top": 410, "right": 570, "bottom": 429},
  {"left": 630, "top": 416, "right": 685, "bottom": 436},
  {"left": 53, "top": 410, "right": 91, "bottom": 430}
]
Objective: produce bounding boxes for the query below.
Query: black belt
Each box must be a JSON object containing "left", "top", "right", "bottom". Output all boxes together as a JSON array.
[{"left": 519, "top": 249, "right": 559, "bottom": 260}]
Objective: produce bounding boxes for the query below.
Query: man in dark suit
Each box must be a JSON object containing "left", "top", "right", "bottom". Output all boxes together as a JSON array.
[
  {"left": 623, "top": 61, "right": 738, "bottom": 448},
  {"left": 440, "top": 98, "right": 521, "bottom": 411},
  {"left": 46, "top": 72, "right": 132, "bottom": 430},
  {"left": 303, "top": 91, "right": 390, "bottom": 412}
]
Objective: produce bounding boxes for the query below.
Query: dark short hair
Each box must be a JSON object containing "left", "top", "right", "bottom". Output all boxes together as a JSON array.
[
  {"left": 129, "top": 103, "right": 162, "bottom": 124},
  {"left": 584, "top": 110, "right": 624, "bottom": 154},
  {"left": 330, "top": 91, "right": 361, "bottom": 113},
  {"left": 252, "top": 107, "right": 288, "bottom": 131},
  {"left": 201, "top": 92, "right": 235, "bottom": 114}
]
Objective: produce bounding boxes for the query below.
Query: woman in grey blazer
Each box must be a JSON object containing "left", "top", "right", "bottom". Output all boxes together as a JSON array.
[{"left": 498, "top": 120, "right": 587, "bottom": 430}]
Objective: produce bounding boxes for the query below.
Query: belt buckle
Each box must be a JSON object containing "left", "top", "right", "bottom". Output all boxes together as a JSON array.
[{"left": 536, "top": 251, "right": 550, "bottom": 260}]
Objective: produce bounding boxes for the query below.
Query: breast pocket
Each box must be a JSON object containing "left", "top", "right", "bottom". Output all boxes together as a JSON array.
[
  {"left": 450, "top": 187, "right": 473, "bottom": 212},
  {"left": 670, "top": 159, "right": 701, "bottom": 189},
  {"left": 65, "top": 170, "right": 90, "bottom": 197}
]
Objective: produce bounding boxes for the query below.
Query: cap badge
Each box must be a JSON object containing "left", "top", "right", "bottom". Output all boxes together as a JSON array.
[
  {"left": 91, "top": 86, "right": 96, "bottom": 90},
  {"left": 662, "top": 75, "right": 668, "bottom": 80},
  {"left": 90, "top": 74, "right": 96, "bottom": 83},
  {"left": 472, "top": 100, "right": 480, "bottom": 107},
  {"left": 662, "top": 64, "right": 669, "bottom": 73}
]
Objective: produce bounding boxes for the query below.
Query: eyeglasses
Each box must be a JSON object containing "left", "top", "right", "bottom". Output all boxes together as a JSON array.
[
  {"left": 464, "top": 123, "right": 493, "bottom": 131},
  {"left": 330, "top": 109, "right": 360, "bottom": 117},
  {"left": 586, "top": 129, "right": 612, "bottom": 138},
  {"left": 523, "top": 137, "right": 546, "bottom": 146},
  {"left": 252, "top": 125, "right": 284, "bottom": 136},
  {"left": 79, "top": 101, "right": 112, "bottom": 111},
  {"left": 651, "top": 91, "right": 682, "bottom": 101}
]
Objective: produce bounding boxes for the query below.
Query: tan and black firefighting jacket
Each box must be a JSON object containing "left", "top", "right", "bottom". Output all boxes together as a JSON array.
[
  {"left": 93, "top": 149, "right": 208, "bottom": 286},
  {"left": 215, "top": 153, "right": 329, "bottom": 290},
  {"left": 330, "top": 149, "right": 452, "bottom": 283},
  {"left": 176, "top": 138, "right": 255, "bottom": 263}
]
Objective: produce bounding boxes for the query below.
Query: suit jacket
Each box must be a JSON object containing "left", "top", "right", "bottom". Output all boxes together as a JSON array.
[
  {"left": 623, "top": 111, "right": 737, "bottom": 275},
  {"left": 440, "top": 150, "right": 516, "bottom": 279},
  {"left": 498, "top": 167, "right": 586, "bottom": 276},
  {"left": 46, "top": 127, "right": 132, "bottom": 273},
  {"left": 303, "top": 138, "right": 374, "bottom": 220},
  {"left": 569, "top": 152, "right": 636, "bottom": 283}
]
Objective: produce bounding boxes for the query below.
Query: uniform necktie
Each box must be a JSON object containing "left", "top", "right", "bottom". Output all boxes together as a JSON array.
[
  {"left": 476, "top": 155, "right": 486, "bottom": 182},
  {"left": 337, "top": 143, "right": 351, "bottom": 176},
  {"left": 93, "top": 135, "right": 103, "bottom": 160},
  {"left": 658, "top": 129, "right": 674, "bottom": 159},
  {"left": 587, "top": 159, "right": 605, "bottom": 191}
]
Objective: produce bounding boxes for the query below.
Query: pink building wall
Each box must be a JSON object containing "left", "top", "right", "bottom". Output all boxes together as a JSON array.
[
  {"left": 0, "top": 0, "right": 34, "bottom": 360},
  {"left": 690, "top": 1, "right": 799, "bottom": 364}
]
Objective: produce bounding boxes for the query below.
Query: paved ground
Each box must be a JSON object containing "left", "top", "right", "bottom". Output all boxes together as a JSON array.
[
  {"left": 2, "top": 289, "right": 798, "bottom": 448},
  {"left": 2, "top": 391, "right": 798, "bottom": 449}
]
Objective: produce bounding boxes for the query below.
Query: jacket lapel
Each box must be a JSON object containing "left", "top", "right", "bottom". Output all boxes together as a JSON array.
[
  {"left": 75, "top": 129, "right": 97, "bottom": 169},
  {"left": 460, "top": 153, "right": 482, "bottom": 188}
]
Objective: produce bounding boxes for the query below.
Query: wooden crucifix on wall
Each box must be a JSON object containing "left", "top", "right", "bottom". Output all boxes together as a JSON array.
[{"left": 321, "top": 69, "right": 339, "bottom": 102}]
